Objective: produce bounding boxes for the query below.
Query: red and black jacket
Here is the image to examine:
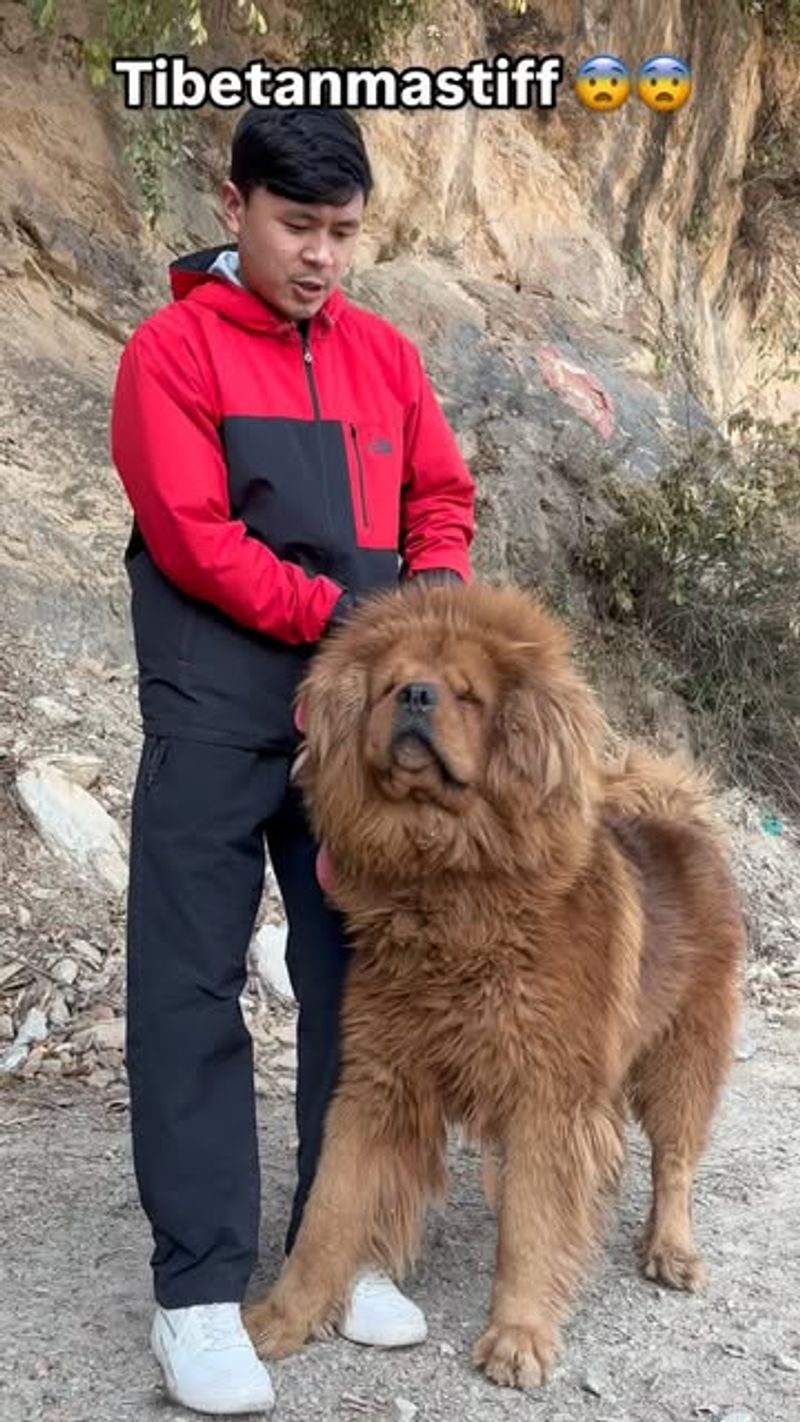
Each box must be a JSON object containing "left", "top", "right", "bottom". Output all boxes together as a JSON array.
[{"left": 110, "top": 244, "right": 476, "bottom": 750}]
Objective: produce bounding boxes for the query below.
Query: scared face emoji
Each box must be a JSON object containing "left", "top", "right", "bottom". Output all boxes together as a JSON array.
[
  {"left": 637, "top": 55, "right": 692, "bottom": 113},
  {"left": 574, "top": 55, "right": 631, "bottom": 112}
]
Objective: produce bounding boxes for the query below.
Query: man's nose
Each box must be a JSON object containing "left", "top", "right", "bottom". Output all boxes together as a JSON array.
[
  {"left": 396, "top": 682, "right": 438, "bottom": 716},
  {"left": 301, "top": 235, "right": 335, "bottom": 268}
]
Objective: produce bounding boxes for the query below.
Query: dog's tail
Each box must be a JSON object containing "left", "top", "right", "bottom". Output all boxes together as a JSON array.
[{"left": 601, "top": 748, "right": 719, "bottom": 832}]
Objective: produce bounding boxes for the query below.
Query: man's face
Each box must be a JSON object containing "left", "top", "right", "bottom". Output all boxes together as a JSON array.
[{"left": 221, "top": 180, "right": 364, "bottom": 321}]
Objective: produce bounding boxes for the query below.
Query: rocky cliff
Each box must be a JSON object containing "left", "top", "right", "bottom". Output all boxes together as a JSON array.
[{"left": 1, "top": 0, "right": 798, "bottom": 665}]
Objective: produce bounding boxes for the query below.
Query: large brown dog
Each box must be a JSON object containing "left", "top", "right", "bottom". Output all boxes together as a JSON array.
[{"left": 246, "top": 581, "right": 744, "bottom": 1388}]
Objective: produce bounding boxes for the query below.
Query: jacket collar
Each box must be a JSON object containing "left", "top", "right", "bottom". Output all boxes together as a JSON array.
[{"left": 169, "top": 244, "right": 346, "bottom": 339}]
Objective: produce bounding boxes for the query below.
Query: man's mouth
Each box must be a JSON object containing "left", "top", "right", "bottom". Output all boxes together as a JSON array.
[{"left": 291, "top": 278, "right": 326, "bottom": 298}]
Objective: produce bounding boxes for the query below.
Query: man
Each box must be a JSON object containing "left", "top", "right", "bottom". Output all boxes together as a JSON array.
[{"left": 111, "top": 105, "right": 475, "bottom": 1416}]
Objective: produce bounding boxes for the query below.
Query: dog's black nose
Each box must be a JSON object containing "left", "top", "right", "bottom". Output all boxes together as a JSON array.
[{"left": 396, "top": 681, "right": 438, "bottom": 715}]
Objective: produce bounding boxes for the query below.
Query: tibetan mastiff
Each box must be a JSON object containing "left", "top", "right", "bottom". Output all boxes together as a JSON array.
[{"left": 246, "top": 580, "right": 744, "bottom": 1389}]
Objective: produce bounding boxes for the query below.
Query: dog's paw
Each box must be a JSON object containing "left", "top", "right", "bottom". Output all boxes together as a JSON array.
[
  {"left": 473, "top": 1322, "right": 557, "bottom": 1389},
  {"left": 243, "top": 1297, "right": 311, "bottom": 1360},
  {"left": 641, "top": 1238, "right": 707, "bottom": 1293}
]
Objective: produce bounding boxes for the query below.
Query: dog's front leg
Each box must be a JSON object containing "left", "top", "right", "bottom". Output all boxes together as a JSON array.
[
  {"left": 245, "top": 1083, "right": 445, "bottom": 1359},
  {"left": 474, "top": 1095, "right": 623, "bottom": 1389}
]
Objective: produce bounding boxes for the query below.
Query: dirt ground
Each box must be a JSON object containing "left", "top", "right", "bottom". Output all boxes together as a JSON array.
[{"left": 1, "top": 1006, "right": 798, "bottom": 1422}]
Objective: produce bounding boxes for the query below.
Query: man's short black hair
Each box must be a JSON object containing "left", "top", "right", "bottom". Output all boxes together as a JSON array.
[{"left": 230, "top": 107, "right": 373, "bottom": 206}]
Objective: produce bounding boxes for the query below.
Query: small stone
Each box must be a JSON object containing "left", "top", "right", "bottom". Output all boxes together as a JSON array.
[
  {"left": 0, "top": 1014, "right": 14, "bottom": 1042},
  {"left": 274, "top": 1046, "right": 297, "bottom": 1073},
  {"left": 250, "top": 922, "right": 295, "bottom": 1005},
  {"left": 392, "top": 1401, "right": 418, "bottom": 1422},
  {"left": 48, "top": 993, "right": 71, "bottom": 1028},
  {"left": 774, "top": 1354, "right": 800, "bottom": 1373},
  {"left": 582, "top": 1371, "right": 605, "bottom": 1398},
  {"left": 37, "top": 753, "right": 103, "bottom": 789},
  {"left": 747, "top": 962, "right": 779, "bottom": 987},
  {"left": 52, "top": 957, "right": 79, "bottom": 987},
  {"left": 90, "top": 1019, "right": 126, "bottom": 1053},
  {"left": 31, "top": 696, "right": 81, "bottom": 727},
  {"left": 438, "top": 1342, "right": 456, "bottom": 1357},
  {"left": 71, "top": 939, "right": 104, "bottom": 970},
  {"left": 17, "top": 905, "right": 32, "bottom": 930},
  {"left": 0, "top": 1006, "right": 48, "bottom": 1074},
  {"left": 87, "top": 1002, "right": 115, "bottom": 1023}
]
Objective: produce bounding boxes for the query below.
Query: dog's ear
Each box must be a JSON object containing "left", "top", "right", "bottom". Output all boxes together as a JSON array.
[
  {"left": 490, "top": 675, "right": 602, "bottom": 803},
  {"left": 300, "top": 662, "right": 369, "bottom": 768}
]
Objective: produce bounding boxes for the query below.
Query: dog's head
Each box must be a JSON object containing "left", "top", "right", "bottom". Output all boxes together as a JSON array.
[{"left": 293, "top": 582, "right": 604, "bottom": 890}]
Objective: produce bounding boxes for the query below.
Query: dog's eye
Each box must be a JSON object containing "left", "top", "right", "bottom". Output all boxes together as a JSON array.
[{"left": 456, "top": 688, "right": 483, "bottom": 708}]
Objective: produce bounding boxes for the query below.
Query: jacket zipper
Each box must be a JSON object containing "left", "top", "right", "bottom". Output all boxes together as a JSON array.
[
  {"left": 300, "top": 327, "right": 321, "bottom": 420},
  {"left": 299, "top": 325, "right": 334, "bottom": 539},
  {"left": 350, "top": 424, "right": 370, "bottom": 530}
]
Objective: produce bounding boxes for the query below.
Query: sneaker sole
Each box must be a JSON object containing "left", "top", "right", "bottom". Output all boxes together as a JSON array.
[
  {"left": 337, "top": 1321, "right": 428, "bottom": 1349},
  {"left": 150, "top": 1320, "right": 275, "bottom": 1416}
]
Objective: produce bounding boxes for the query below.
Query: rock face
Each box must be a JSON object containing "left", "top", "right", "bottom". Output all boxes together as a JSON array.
[{"left": 0, "top": 0, "right": 797, "bottom": 663}]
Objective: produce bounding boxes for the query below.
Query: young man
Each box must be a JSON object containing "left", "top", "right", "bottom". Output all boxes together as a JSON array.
[{"left": 111, "top": 106, "right": 475, "bottom": 1416}]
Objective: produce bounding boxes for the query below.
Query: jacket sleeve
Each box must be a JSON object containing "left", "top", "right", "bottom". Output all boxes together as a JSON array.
[
  {"left": 110, "top": 319, "right": 344, "bottom": 645},
  {"left": 399, "top": 342, "right": 476, "bottom": 582}
]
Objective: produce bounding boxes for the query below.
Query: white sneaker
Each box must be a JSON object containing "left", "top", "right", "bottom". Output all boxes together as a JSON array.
[
  {"left": 151, "top": 1302, "right": 275, "bottom": 1415},
  {"left": 337, "top": 1270, "right": 428, "bottom": 1348}
]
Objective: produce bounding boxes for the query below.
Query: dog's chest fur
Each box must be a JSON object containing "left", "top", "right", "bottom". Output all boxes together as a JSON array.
[{"left": 347, "top": 921, "right": 598, "bottom": 1139}]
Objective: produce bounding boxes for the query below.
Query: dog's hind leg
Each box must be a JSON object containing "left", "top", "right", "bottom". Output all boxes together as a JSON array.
[
  {"left": 245, "top": 1080, "right": 445, "bottom": 1359},
  {"left": 628, "top": 975, "right": 739, "bottom": 1292}
]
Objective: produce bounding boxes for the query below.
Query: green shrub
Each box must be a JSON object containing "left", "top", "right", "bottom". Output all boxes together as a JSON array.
[{"left": 582, "top": 419, "right": 800, "bottom": 815}]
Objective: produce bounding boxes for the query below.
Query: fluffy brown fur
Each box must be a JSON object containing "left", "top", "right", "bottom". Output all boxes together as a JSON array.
[{"left": 245, "top": 581, "right": 745, "bottom": 1389}]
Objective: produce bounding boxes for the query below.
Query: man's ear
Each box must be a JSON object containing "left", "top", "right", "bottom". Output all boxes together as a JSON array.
[{"left": 221, "top": 178, "right": 245, "bottom": 237}]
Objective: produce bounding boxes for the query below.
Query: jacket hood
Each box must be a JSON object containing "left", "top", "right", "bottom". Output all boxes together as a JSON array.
[{"left": 169, "top": 244, "right": 346, "bottom": 339}]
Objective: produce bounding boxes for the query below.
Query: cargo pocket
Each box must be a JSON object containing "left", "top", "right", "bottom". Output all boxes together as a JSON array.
[{"left": 143, "top": 736, "right": 169, "bottom": 792}]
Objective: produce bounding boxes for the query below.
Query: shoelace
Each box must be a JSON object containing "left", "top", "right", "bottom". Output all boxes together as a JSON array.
[{"left": 193, "top": 1304, "right": 248, "bottom": 1351}]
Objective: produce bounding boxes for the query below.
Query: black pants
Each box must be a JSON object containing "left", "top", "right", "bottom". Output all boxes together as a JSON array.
[{"left": 126, "top": 735, "right": 350, "bottom": 1309}]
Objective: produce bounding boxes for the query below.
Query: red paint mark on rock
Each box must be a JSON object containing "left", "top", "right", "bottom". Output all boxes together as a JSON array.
[{"left": 535, "top": 345, "right": 615, "bottom": 439}]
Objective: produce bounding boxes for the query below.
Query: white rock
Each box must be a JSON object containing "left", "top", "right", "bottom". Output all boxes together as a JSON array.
[
  {"left": 0, "top": 1014, "right": 15, "bottom": 1042},
  {"left": 392, "top": 1401, "right": 418, "bottom": 1422},
  {"left": 274, "top": 1046, "right": 297, "bottom": 1074},
  {"left": 0, "top": 1006, "right": 48, "bottom": 1074},
  {"left": 71, "top": 939, "right": 104, "bottom": 970},
  {"left": 17, "top": 905, "right": 31, "bottom": 930},
  {"left": 31, "top": 696, "right": 81, "bottom": 727},
  {"left": 48, "top": 992, "right": 71, "bottom": 1028},
  {"left": 250, "top": 921, "right": 295, "bottom": 1004},
  {"left": 37, "top": 752, "right": 104, "bottom": 789},
  {"left": 53, "top": 957, "right": 79, "bottom": 986},
  {"left": 16, "top": 760, "right": 129, "bottom": 895}
]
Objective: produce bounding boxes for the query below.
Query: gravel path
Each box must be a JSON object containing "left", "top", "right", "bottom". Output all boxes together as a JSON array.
[{"left": 1, "top": 1009, "right": 798, "bottom": 1422}]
